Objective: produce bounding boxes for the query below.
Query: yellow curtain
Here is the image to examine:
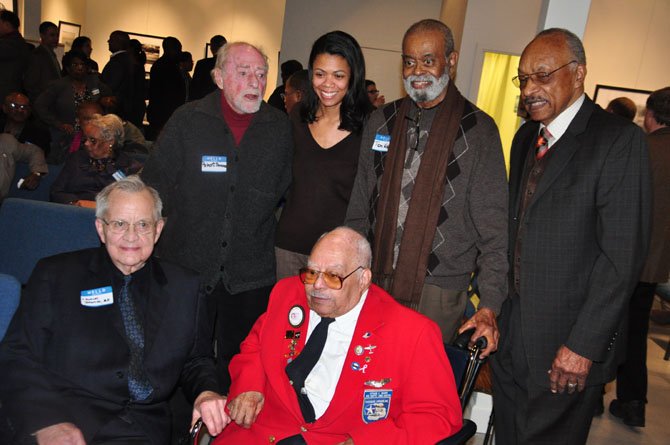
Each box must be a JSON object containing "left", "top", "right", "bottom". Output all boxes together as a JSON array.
[{"left": 476, "top": 52, "right": 522, "bottom": 176}]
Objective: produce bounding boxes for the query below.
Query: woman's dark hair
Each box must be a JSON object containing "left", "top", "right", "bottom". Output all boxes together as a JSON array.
[
  {"left": 62, "top": 50, "right": 88, "bottom": 71},
  {"left": 71, "top": 36, "right": 91, "bottom": 52},
  {"left": 301, "top": 31, "right": 372, "bottom": 134}
]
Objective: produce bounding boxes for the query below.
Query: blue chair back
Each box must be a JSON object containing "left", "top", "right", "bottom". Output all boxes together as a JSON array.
[
  {"left": 0, "top": 198, "right": 100, "bottom": 284},
  {"left": 0, "top": 273, "right": 21, "bottom": 339},
  {"left": 8, "top": 162, "right": 63, "bottom": 202}
]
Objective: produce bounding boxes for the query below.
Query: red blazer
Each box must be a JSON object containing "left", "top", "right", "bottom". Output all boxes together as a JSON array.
[{"left": 215, "top": 278, "right": 462, "bottom": 444}]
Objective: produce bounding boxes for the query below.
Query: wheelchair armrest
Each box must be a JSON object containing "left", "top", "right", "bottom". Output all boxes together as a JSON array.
[{"left": 434, "top": 419, "right": 477, "bottom": 445}]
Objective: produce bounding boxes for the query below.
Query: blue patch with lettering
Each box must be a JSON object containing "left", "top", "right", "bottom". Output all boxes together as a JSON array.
[{"left": 362, "top": 389, "right": 392, "bottom": 423}]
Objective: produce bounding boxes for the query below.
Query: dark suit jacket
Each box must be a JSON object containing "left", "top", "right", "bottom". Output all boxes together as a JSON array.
[
  {"left": 147, "top": 56, "right": 186, "bottom": 132},
  {"left": 189, "top": 57, "right": 217, "bottom": 101},
  {"left": 0, "top": 247, "right": 220, "bottom": 444},
  {"left": 505, "top": 97, "right": 651, "bottom": 387},
  {"left": 102, "top": 51, "right": 137, "bottom": 123},
  {"left": 23, "top": 44, "right": 61, "bottom": 102}
]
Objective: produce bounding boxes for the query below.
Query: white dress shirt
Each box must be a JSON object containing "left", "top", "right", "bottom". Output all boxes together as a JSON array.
[
  {"left": 303, "top": 289, "right": 368, "bottom": 420},
  {"left": 541, "top": 93, "right": 585, "bottom": 147}
]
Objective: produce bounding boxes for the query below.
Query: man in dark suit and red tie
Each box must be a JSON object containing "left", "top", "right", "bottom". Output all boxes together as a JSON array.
[
  {"left": 0, "top": 176, "right": 230, "bottom": 445},
  {"left": 493, "top": 28, "right": 651, "bottom": 444},
  {"left": 214, "top": 227, "right": 462, "bottom": 445}
]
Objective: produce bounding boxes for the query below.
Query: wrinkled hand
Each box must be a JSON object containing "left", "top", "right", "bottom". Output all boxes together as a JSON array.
[
  {"left": 192, "top": 390, "right": 230, "bottom": 436},
  {"left": 21, "top": 172, "right": 42, "bottom": 190},
  {"left": 35, "top": 422, "right": 85, "bottom": 445},
  {"left": 335, "top": 438, "right": 355, "bottom": 445},
  {"left": 458, "top": 307, "right": 499, "bottom": 358},
  {"left": 227, "top": 391, "right": 264, "bottom": 429},
  {"left": 548, "top": 345, "right": 592, "bottom": 394}
]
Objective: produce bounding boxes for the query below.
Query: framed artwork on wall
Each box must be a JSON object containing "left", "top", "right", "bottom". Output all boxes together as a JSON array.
[
  {"left": 205, "top": 43, "right": 210, "bottom": 58},
  {"left": 58, "top": 21, "right": 81, "bottom": 52},
  {"left": 593, "top": 84, "right": 651, "bottom": 128},
  {"left": 0, "top": 1, "right": 17, "bottom": 12},
  {"left": 127, "top": 32, "right": 165, "bottom": 73}
]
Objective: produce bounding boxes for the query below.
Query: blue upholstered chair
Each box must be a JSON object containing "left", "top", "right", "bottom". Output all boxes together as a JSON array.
[
  {"left": 7, "top": 162, "right": 63, "bottom": 202},
  {"left": 0, "top": 198, "right": 100, "bottom": 284},
  {"left": 0, "top": 273, "right": 21, "bottom": 340}
]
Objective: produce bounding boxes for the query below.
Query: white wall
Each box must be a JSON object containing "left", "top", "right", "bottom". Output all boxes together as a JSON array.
[
  {"left": 457, "top": 0, "right": 543, "bottom": 101},
  {"left": 278, "top": 0, "right": 443, "bottom": 103},
  {"left": 583, "top": 0, "right": 670, "bottom": 95}
]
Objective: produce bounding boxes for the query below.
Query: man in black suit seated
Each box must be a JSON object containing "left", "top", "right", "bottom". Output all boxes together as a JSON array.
[
  {"left": 189, "top": 35, "right": 227, "bottom": 101},
  {"left": 0, "top": 175, "right": 230, "bottom": 444},
  {"left": 1, "top": 92, "right": 51, "bottom": 155}
]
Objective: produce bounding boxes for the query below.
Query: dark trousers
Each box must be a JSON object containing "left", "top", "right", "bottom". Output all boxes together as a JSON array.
[
  {"left": 208, "top": 281, "right": 272, "bottom": 392},
  {"left": 615, "top": 281, "right": 656, "bottom": 402},
  {"left": 492, "top": 296, "right": 601, "bottom": 445}
]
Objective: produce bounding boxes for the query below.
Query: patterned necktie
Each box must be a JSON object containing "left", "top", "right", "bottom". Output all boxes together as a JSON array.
[
  {"left": 535, "top": 127, "right": 552, "bottom": 160},
  {"left": 285, "top": 317, "right": 335, "bottom": 423},
  {"left": 119, "top": 274, "right": 153, "bottom": 400}
]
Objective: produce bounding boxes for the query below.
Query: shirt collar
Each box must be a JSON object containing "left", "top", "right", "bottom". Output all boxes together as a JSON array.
[
  {"left": 111, "top": 49, "right": 127, "bottom": 57},
  {"left": 309, "top": 288, "right": 369, "bottom": 333},
  {"left": 542, "top": 93, "right": 585, "bottom": 147}
]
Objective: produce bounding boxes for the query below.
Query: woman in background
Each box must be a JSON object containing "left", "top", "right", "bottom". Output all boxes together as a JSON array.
[
  {"left": 50, "top": 113, "right": 142, "bottom": 206},
  {"left": 275, "top": 31, "right": 372, "bottom": 279}
]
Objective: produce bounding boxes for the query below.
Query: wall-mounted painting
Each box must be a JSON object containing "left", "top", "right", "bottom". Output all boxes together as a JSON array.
[
  {"left": 127, "top": 32, "right": 164, "bottom": 74},
  {"left": 58, "top": 21, "right": 81, "bottom": 52},
  {"left": 593, "top": 84, "right": 651, "bottom": 128}
]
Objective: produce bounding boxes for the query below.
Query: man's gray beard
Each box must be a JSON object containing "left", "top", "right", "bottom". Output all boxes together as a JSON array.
[{"left": 403, "top": 72, "right": 450, "bottom": 104}]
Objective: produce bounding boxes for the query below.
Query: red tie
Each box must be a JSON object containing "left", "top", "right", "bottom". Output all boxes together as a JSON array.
[{"left": 535, "top": 128, "right": 552, "bottom": 160}]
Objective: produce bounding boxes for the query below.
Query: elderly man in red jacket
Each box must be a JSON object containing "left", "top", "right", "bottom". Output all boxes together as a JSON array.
[{"left": 215, "top": 226, "right": 461, "bottom": 445}]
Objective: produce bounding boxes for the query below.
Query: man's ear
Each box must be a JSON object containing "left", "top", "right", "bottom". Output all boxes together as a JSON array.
[{"left": 213, "top": 68, "right": 224, "bottom": 89}]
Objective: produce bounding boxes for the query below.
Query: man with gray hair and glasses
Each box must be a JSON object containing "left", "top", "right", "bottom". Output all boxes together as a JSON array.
[{"left": 0, "top": 176, "right": 229, "bottom": 444}]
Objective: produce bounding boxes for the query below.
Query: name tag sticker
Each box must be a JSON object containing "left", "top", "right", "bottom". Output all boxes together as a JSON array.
[
  {"left": 112, "top": 170, "right": 126, "bottom": 181},
  {"left": 91, "top": 88, "right": 100, "bottom": 96},
  {"left": 371, "top": 134, "right": 390, "bottom": 152},
  {"left": 362, "top": 389, "right": 392, "bottom": 423},
  {"left": 201, "top": 155, "right": 227, "bottom": 172},
  {"left": 81, "top": 286, "right": 114, "bottom": 307}
]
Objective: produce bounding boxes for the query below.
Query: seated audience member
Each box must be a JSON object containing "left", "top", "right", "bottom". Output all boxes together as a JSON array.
[
  {"left": 365, "top": 79, "right": 385, "bottom": 108},
  {"left": 215, "top": 226, "right": 462, "bottom": 444},
  {"left": 34, "top": 50, "right": 112, "bottom": 163},
  {"left": 0, "top": 176, "right": 229, "bottom": 444},
  {"left": 50, "top": 113, "right": 142, "bottom": 206},
  {"left": 189, "top": 34, "right": 227, "bottom": 101},
  {"left": 1, "top": 92, "right": 51, "bottom": 155},
  {"left": 0, "top": 133, "right": 48, "bottom": 202},
  {"left": 268, "top": 59, "right": 304, "bottom": 113},
  {"left": 99, "top": 96, "right": 149, "bottom": 149},
  {"left": 66, "top": 100, "right": 104, "bottom": 153},
  {"left": 70, "top": 35, "right": 100, "bottom": 74},
  {"left": 282, "top": 69, "right": 309, "bottom": 115},
  {"left": 606, "top": 96, "right": 637, "bottom": 121}
]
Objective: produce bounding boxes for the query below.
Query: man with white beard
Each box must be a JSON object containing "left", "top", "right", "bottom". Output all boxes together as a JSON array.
[
  {"left": 345, "top": 19, "right": 507, "bottom": 353},
  {"left": 142, "top": 42, "right": 293, "bottom": 390}
]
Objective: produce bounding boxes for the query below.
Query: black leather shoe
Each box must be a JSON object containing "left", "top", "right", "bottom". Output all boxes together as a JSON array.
[{"left": 609, "top": 399, "right": 645, "bottom": 427}]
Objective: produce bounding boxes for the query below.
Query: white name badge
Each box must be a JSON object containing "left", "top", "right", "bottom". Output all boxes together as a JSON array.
[
  {"left": 112, "top": 170, "right": 126, "bottom": 181},
  {"left": 371, "top": 134, "right": 390, "bottom": 152},
  {"left": 202, "top": 155, "right": 227, "bottom": 172},
  {"left": 91, "top": 88, "right": 100, "bottom": 96},
  {"left": 81, "top": 286, "right": 114, "bottom": 307}
]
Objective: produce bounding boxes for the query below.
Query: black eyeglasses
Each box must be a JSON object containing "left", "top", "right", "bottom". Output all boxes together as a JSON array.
[
  {"left": 299, "top": 266, "right": 363, "bottom": 290},
  {"left": 512, "top": 60, "right": 577, "bottom": 88},
  {"left": 367, "top": 89, "right": 379, "bottom": 94}
]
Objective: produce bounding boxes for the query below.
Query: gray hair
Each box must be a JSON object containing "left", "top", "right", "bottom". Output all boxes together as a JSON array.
[
  {"left": 86, "top": 113, "right": 125, "bottom": 147},
  {"left": 212, "top": 41, "right": 269, "bottom": 80},
  {"left": 95, "top": 175, "right": 163, "bottom": 221},
  {"left": 404, "top": 19, "right": 455, "bottom": 57},
  {"left": 535, "top": 28, "right": 586, "bottom": 65}
]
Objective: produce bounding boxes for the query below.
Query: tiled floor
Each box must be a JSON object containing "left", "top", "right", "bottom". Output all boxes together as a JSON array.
[{"left": 468, "top": 312, "right": 670, "bottom": 444}]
